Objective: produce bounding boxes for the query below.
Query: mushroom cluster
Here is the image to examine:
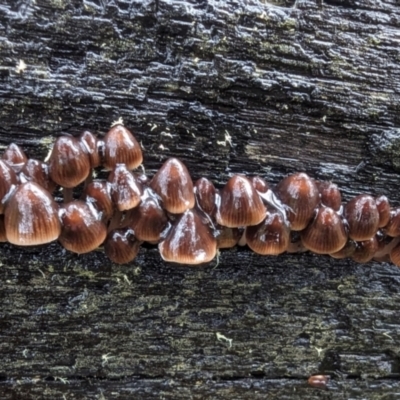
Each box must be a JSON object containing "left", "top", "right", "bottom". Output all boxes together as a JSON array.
[{"left": 1, "top": 123, "right": 400, "bottom": 267}]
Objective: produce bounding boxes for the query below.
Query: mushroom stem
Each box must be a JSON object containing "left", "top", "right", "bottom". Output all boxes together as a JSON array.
[
  {"left": 108, "top": 209, "right": 123, "bottom": 233},
  {"left": 63, "top": 187, "right": 73, "bottom": 203}
]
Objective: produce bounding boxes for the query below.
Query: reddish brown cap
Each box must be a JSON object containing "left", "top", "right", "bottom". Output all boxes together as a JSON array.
[
  {"left": 19, "top": 159, "right": 56, "bottom": 193},
  {"left": 194, "top": 177, "right": 216, "bottom": 215},
  {"left": 352, "top": 236, "right": 379, "bottom": 263},
  {"left": 79, "top": 130, "right": 101, "bottom": 168},
  {"left": 48, "top": 136, "right": 91, "bottom": 188},
  {"left": 83, "top": 180, "right": 114, "bottom": 222},
  {"left": 5, "top": 182, "right": 61, "bottom": 245},
  {"left": 58, "top": 200, "right": 107, "bottom": 254},
  {"left": 329, "top": 239, "right": 357, "bottom": 259},
  {"left": 317, "top": 181, "right": 341, "bottom": 211},
  {"left": 376, "top": 195, "right": 391, "bottom": 228},
  {"left": 216, "top": 175, "right": 266, "bottom": 228},
  {"left": 104, "top": 228, "right": 141, "bottom": 264},
  {"left": 150, "top": 158, "right": 195, "bottom": 214},
  {"left": 127, "top": 192, "right": 168, "bottom": 242},
  {"left": 301, "top": 207, "right": 347, "bottom": 254},
  {"left": 385, "top": 208, "right": 400, "bottom": 237},
  {"left": 245, "top": 210, "right": 290, "bottom": 255},
  {"left": 108, "top": 164, "right": 143, "bottom": 211},
  {"left": 159, "top": 209, "right": 217, "bottom": 265},
  {"left": 275, "top": 173, "right": 319, "bottom": 231},
  {"left": 103, "top": 124, "right": 143, "bottom": 170},
  {"left": 249, "top": 176, "right": 269, "bottom": 193},
  {"left": 345, "top": 194, "right": 379, "bottom": 241},
  {"left": 307, "top": 375, "right": 329, "bottom": 389},
  {"left": 2, "top": 143, "right": 27, "bottom": 172},
  {"left": 0, "top": 160, "right": 18, "bottom": 214}
]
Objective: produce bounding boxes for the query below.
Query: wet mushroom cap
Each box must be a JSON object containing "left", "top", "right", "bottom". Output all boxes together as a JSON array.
[
  {"left": 2, "top": 143, "right": 28, "bottom": 172},
  {"left": 159, "top": 209, "right": 217, "bottom": 265},
  {"left": 4, "top": 182, "right": 61, "bottom": 246},
  {"left": 104, "top": 228, "right": 141, "bottom": 264},
  {"left": 317, "top": 181, "right": 341, "bottom": 211},
  {"left": 58, "top": 200, "right": 107, "bottom": 254},
  {"left": 345, "top": 194, "right": 379, "bottom": 241},
  {"left": 83, "top": 180, "right": 114, "bottom": 222},
  {"left": 0, "top": 159, "right": 18, "bottom": 214},
  {"left": 216, "top": 175, "right": 266, "bottom": 228},
  {"left": 79, "top": 130, "right": 101, "bottom": 168},
  {"left": 376, "top": 195, "right": 391, "bottom": 228},
  {"left": 301, "top": 207, "right": 347, "bottom": 254},
  {"left": 19, "top": 159, "right": 56, "bottom": 193},
  {"left": 275, "top": 172, "right": 319, "bottom": 231},
  {"left": 194, "top": 177, "right": 216, "bottom": 215},
  {"left": 150, "top": 158, "right": 195, "bottom": 214},
  {"left": 103, "top": 124, "right": 143, "bottom": 170},
  {"left": 48, "top": 136, "right": 91, "bottom": 188}
]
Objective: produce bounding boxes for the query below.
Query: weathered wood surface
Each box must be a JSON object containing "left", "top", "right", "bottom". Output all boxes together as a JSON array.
[{"left": 1, "top": 0, "right": 400, "bottom": 398}]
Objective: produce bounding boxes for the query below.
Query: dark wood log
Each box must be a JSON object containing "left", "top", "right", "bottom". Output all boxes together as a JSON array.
[{"left": 0, "top": 0, "right": 400, "bottom": 398}]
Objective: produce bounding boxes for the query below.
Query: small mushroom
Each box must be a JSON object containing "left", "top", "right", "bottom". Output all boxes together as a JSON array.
[
  {"left": 0, "top": 160, "right": 18, "bottom": 214},
  {"left": 150, "top": 157, "right": 195, "bottom": 214},
  {"left": 104, "top": 228, "right": 141, "bottom": 264},
  {"left": 317, "top": 181, "right": 341, "bottom": 211},
  {"left": 194, "top": 177, "right": 216, "bottom": 215},
  {"left": 19, "top": 159, "right": 56, "bottom": 193},
  {"left": 5, "top": 182, "right": 61, "bottom": 246},
  {"left": 2, "top": 143, "right": 28, "bottom": 172},
  {"left": 376, "top": 195, "right": 391, "bottom": 228}
]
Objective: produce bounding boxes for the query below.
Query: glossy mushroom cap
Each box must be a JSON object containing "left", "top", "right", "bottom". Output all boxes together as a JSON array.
[
  {"left": 159, "top": 209, "right": 217, "bottom": 265},
  {"left": 0, "top": 160, "right": 18, "bottom": 214},
  {"left": 216, "top": 226, "right": 241, "bottom": 249},
  {"left": 58, "top": 200, "right": 107, "bottom": 254},
  {"left": 2, "top": 143, "right": 28, "bottom": 172},
  {"left": 384, "top": 207, "right": 400, "bottom": 237},
  {"left": 103, "top": 124, "right": 143, "bottom": 170},
  {"left": 275, "top": 172, "right": 319, "bottom": 231},
  {"left": 376, "top": 195, "right": 391, "bottom": 228},
  {"left": 19, "top": 159, "right": 56, "bottom": 193},
  {"left": 329, "top": 239, "right": 357, "bottom": 259},
  {"left": 344, "top": 194, "right": 379, "bottom": 241},
  {"left": 317, "top": 181, "right": 341, "bottom": 211},
  {"left": 216, "top": 175, "right": 266, "bottom": 228},
  {"left": 108, "top": 164, "right": 143, "bottom": 211},
  {"left": 150, "top": 158, "right": 195, "bottom": 214},
  {"left": 4, "top": 182, "right": 61, "bottom": 245},
  {"left": 83, "top": 180, "right": 114, "bottom": 222},
  {"left": 48, "top": 136, "right": 91, "bottom": 188},
  {"left": 127, "top": 192, "right": 168, "bottom": 242},
  {"left": 301, "top": 207, "right": 347, "bottom": 254},
  {"left": 194, "top": 177, "right": 216, "bottom": 215},
  {"left": 104, "top": 228, "right": 141, "bottom": 264},
  {"left": 79, "top": 130, "right": 101, "bottom": 168},
  {"left": 245, "top": 210, "right": 290, "bottom": 255},
  {"left": 250, "top": 176, "right": 269, "bottom": 193},
  {"left": 351, "top": 236, "right": 379, "bottom": 263}
]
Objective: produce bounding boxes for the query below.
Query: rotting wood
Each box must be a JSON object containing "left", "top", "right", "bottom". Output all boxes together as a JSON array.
[{"left": 0, "top": 0, "right": 400, "bottom": 398}]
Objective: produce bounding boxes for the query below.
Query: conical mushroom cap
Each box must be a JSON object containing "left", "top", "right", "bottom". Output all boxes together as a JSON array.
[
  {"left": 245, "top": 211, "right": 290, "bottom": 255},
  {"left": 58, "top": 200, "right": 107, "bottom": 254},
  {"left": 104, "top": 228, "right": 141, "bottom": 264},
  {"left": 216, "top": 175, "right": 266, "bottom": 228},
  {"left": 150, "top": 158, "right": 195, "bottom": 214},
  {"left": 103, "top": 124, "right": 143, "bottom": 170},
  {"left": 159, "top": 209, "right": 217, "bottom": 265},
  {"left": 275, "top": 172, "right": 319, "bottom": 231},
  {"left": 301, "top": 207, "right": 347, "bottom": 254},
  {"left": 48, "top": 136, "right": 91, "bottom": 188},
  {"left": 5, "top": 182, "right": 61, "bottom": 245},
  {"left": 0, "top": 159, "right": 18, "bottom": 214}
]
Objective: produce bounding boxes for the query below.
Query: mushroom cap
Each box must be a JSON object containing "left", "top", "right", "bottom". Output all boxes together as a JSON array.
[
  {"left": 385, "top": 208, "right": 400, "bottom": 237},
  {"left": 83, "top": 180, "right": 114, "bottom": 222},
  {"left": 275, "top": 172, "right": 319, "bottom": 231},
  {"left": 159, "top": 209, "right": 217, "bottom": 265},
  {"left": 108, "top": 164, "right": 143, "bottom": 211},
  {"left": 2, "top": 143, "right": 28, "bottom": 172},
  {"left": 245, "top": 210, "right": 290, "bottom": 255},
  {"left": 58, "top": 200, "right": 107, "bottom": 254},
  {"left": 249, "top": 176, "right": 269, "bottom": 193},
  {"left": 5, "top": 182, "right": 61, "bottom": 246},
  {"left": 19, "top": 159, "right": 56, "bottom": 193},
  {"left": 104, "top": 228, "right": 141, "bottom": 264},
  {"left": 301, "top": 207, "right": 347, "bottom": 254},
  {"left": 216, "top": 175, "right": 266, "bottom": 228},
  {"left": 150, "top": 158, "right": 195, "bottom": 214},
  {"left": 0, "top": 159, "right": 18, "bottom": 214},
  {"left": 376, "top": 195, "right": 391, "bottom": 228},
  {"left": 344, "top": 194, "right": 379, "bottom": 241},
  {"left": 352, "top": 236, "right": 379, "bottom": 263},
  {"left": 194, "top": 177, "right": 216, "bottom": 215},
  {"left": 79, "top": 130, "right": 101, "bottom": 168},
  {"left": 317, "top": 181, "right": 341, "bottom": 211},
  {"left": 0, "top": 215, "right": 6, "bottom": 242},
  {"left": 215, "top": 226, "right": 241, "bottom": 249},
  {"left": 48, "top": 136, "right": 91, "bottom": 188},
  {"left": 103, "top": 124, "right": 143, "bottom": 170},
  {"left": 127, "top": 192, "right": 168, "bottom": 242}
]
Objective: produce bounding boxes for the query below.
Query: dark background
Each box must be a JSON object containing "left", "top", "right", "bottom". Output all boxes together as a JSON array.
[{"left": 0, "top": 0, "right": 400, "bottom": 398}]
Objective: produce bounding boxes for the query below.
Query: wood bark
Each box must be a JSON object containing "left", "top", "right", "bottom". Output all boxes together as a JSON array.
[{"left": 0, "top": 0, "right": 400, "bottom": 398}]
